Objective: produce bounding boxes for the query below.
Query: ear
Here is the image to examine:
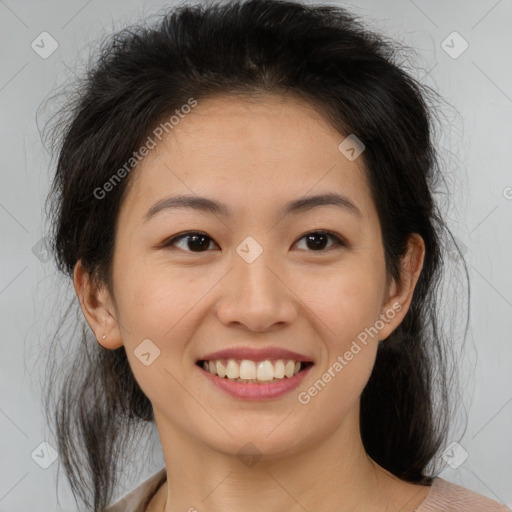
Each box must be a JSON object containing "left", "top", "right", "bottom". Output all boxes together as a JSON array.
[
  {"left": 377, "top": 233, "right": 426, "bottom": 341},
  {"left": 73, "top": 259, "right": 124, "bottom": 349}
]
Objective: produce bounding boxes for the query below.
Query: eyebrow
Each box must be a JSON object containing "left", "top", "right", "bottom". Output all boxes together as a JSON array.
[{"left": 143, "top": 192, "right": 363, "bottom": 222}]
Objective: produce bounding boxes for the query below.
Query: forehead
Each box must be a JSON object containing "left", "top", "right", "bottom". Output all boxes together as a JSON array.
[{"left": 119, "top": 93, "right": 374, "bottom": 225}]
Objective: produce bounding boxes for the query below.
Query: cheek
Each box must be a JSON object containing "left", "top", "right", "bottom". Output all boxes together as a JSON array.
[
  {"left": 296, "top": 259, "right": 385, "bottom": 346},
  {"left": 113, "top": 249, "right": 194, "bottom": 338},
  {"left": 295, "top": 280, "right": 381, "bottom": 425},
  {"left": 293, "top": 259, "right": 384, "bottom": 402},
  {"left": 113, "top": 266, "right": 198, "bottom": 407}
]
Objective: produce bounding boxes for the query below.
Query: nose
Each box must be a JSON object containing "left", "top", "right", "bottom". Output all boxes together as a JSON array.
[{"left": 215, "top": 242, "right": 297, "bottom": 332}]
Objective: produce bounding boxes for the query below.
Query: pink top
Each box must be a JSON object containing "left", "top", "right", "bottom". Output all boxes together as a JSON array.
[{"left": 105, "top": 467, "right": 510, "bottom": 511}]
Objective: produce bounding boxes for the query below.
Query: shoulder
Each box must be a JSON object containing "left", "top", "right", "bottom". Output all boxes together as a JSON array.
[
  {"left": 104, "top": 467, "right": 167, "bottom": 512},
  {"left": 416, "top": 477, "right": 510, "bottom": 511}
]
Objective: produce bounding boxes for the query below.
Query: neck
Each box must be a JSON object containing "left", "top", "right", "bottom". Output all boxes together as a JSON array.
[{"left": 152, "top": 407, "right": 398, "bottom": 512}]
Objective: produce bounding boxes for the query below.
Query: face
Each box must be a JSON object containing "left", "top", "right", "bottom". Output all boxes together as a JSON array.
[{"left": 76, "top": 93, "right": 423, "bottom": 460}]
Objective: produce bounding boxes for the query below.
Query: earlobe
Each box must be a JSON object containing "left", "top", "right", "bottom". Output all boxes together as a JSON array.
[{"left": 72, "top": 259, "right": 124, "bottom": 349}]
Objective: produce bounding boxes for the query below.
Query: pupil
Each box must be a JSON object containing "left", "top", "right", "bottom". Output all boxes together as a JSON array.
[
  {"left": 307, "top": 233, "right": 327, "bottom": 250},
  {"left": 188, "top": 234, "right": 209, "bottom": 251}
]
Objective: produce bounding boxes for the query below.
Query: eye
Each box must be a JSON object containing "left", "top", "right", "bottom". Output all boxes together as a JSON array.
[
  {"left": 162, "top": 231, "right": 218, "bottom": 253},
  {"left": 294, "top": 230, "right": 345, "bottom": 252},
  {"left": 162, "top": 229, "right": 345, "bottom": 253}
]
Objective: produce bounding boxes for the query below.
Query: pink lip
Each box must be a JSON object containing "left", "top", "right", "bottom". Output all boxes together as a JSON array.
[
  {"left": 199, "top": 347, "right": 313, "bottom": 362},
  {"left": 198, "top": 363, "right": 313, "bottom": 400}
]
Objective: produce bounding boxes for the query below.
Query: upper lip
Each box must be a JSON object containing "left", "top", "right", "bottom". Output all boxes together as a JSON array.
[{"left": 198, "top": 347, "right": 314, "bottom": 363}]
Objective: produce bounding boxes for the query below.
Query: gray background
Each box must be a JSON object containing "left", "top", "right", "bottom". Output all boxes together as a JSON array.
[{"left": 1, "top": 0, "right": 511, "bottom": 510}]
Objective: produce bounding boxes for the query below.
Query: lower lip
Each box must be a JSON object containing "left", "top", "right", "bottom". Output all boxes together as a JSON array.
[{"left": 198, "top": 364, "right": 313, "bottom": 400}]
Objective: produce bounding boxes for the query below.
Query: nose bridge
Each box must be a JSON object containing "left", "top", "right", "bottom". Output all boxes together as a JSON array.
[
  {"left": 215, "top": 233, "right": 295, "bottom": 330},
  {"left": 234, "top": 233, "right": 282, "bottom": 301}
]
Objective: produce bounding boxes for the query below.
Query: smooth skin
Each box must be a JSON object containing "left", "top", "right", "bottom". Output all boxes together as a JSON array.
[{"left": 74, "top": 93, "right": 430, "bottom": 512}]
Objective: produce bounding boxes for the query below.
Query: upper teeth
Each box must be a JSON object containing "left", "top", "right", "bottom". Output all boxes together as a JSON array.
[{"left": 202, "top": 359, "right": 303, "bottom": 381}]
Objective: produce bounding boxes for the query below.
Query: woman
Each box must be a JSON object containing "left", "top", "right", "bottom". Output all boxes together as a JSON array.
[{"left": 42, "top": 0, "right": 509, "bottom": 511}]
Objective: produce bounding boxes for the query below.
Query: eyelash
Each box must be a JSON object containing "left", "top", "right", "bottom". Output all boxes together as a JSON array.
[{"left": 161, "top": 230, "right": 345, "bottom": 253}]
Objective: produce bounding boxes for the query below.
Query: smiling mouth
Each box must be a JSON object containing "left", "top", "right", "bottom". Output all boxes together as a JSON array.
[{"left": 196, "top": 359, "right": 314, "bottom": 383}]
